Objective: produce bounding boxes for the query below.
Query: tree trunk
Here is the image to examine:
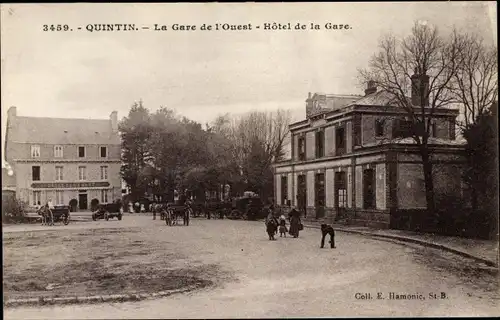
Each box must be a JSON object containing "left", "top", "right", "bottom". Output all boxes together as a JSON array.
[{"left": 420, "top": 148, "right": 436, "bottom": 218}]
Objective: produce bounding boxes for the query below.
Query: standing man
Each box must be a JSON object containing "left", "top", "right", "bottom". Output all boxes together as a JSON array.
[{"left": 47, "top": 198, "right": 55, "bottom": 225}]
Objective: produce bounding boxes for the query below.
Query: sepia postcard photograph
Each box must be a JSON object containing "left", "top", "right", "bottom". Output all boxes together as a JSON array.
[{"left": 1, "top": 2, "right": 498, "bottom": 318}]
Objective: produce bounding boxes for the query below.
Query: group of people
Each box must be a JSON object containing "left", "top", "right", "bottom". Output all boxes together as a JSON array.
[
  {"left": 36, "top": 198, "right": 55, "bottom": 225},
  {"left": 265, "top": 205, "right": 302, "bottom": 240}
]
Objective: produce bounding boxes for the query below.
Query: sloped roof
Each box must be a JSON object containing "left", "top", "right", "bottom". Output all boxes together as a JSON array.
[
  {"left": 348, "top": 90, "right": 400, "bottom": 107},
  {"left": 363, "top": 137, "right": 466, "bottom": 148},
  {"left": 322, "top": 94, "right": 362, "bottom": 110},
  {"left": 2, "top": 168, "right": 16, "bottom": 188},
  {"left": 7, "top": 116, "right": 120, "bottom": 145}
]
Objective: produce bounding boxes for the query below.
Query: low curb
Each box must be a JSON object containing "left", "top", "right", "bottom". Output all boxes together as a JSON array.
[
  {"left": 304, "top": 224, "right": 498, "bottom": 268},
  {"left": 3, "top": 284, "right": 202, "bottom": 308}
]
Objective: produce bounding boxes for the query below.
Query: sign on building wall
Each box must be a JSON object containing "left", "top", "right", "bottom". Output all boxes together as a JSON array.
[{"left": 31, "top": 182, "right": 110, "bottom": 189}]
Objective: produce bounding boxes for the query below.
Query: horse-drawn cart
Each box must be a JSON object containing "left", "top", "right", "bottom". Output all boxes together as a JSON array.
[
  {"left": 38, "top": 205, "right": 70, "bottom": 225},
  {"left": 158, "top": 201, "right": 191, "bottom": 226}
]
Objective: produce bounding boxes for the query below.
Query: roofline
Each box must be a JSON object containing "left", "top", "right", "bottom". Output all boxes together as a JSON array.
[{"left": 14, "top": 115, "right": 112, "bottom": 121}]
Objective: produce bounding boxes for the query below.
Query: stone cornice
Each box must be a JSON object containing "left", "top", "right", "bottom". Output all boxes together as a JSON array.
[{"left": 12, "top": 159, "right": 121, "bottom": 164}]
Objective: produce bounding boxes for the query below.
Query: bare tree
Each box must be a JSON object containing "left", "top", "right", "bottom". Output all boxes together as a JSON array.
[
  {"left": 359, "top": 22, "right": 465, "bottom": 213},
  {"left": 450, "top": 33, "right": 498, "bottom": 128}
]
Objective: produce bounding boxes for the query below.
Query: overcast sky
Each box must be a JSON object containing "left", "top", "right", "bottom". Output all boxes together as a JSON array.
[{"left": 1, "top": 2, "right": 496, "bottom": 167}]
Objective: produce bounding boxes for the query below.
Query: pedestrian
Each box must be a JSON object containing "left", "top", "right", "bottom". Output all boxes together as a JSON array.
[
  {"left": 279, "top": 214, "right": 288, "bottom": 237},
  {"left": 288, "top": 206, "right": 301, "bottom": 238},
  {"left": 128, "top": 201, "right": 134, "bottom": 214},
  {"left": 46, "top": 198, "right": 55, "bottom": 225},
  {"left": 265, "top": 210, "right": 278, "bottom": 240},
  {"left": 152, "top": 202, "right": 157, "bottom": 220}
]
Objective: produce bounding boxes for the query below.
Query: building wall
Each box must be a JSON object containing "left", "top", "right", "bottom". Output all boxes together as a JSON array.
[
  {"left": 306, "top": 171, "right": 315, "bottom": 207},
  {"left": 355, "top": 166, "right": 363, "bottom": 208},
  {"left": 287, "top": 173, "right": 293, "bottom": 204},
  {"left": 375, "top": 163, "right": 386, "bottom": 210},
  {"left": 361, "top": 115, "right": 393, "bottom": 145},
  {"left": 306, "top": 131, "right": 315, "bottom": 160},
  {"left": 346, "top": 121, "right": 353, "bottom": 153},
  {"left": 325, "top": 126, "right": 335, "bottom": 157},
  {"left": 397, "top": 163, "right": 427, "bottom": 209},
  {"left": 325, "top": 169, "right": 334, "bottom": 208},
  {"left": 8, "top": 143, "right": 121, "bottom": 161},
  {"left": 275, "top": 174, "right": 282, "bottom": 206},
  {"left": 293, "top": 134, "right": 299, "bottom": 161}
]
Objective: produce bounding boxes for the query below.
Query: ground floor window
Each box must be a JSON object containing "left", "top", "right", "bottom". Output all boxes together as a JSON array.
[
  {"left": 363, "top": 168, "right": 376, "bottom": 209},
  {"left": 33, "top": 191, "right": 41, "bottom": 206},
  {"left": 338, "top": 189, "right": 347, "bottom": 208},
  {"left": 56, "top": 191, "right": 64, "bottom": 205},
  {"left": 101, "top": 190, "right": 108, "bottom": 203},
  {"left": 281, "top": 175, "right": 288, "bottom": 205},
  {"left": 335, "top": 171, "right": 347, "bottom": 208}
]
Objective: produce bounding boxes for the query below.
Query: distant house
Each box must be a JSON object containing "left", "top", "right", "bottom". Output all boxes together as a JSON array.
[
  {"left": 4, "top": 107, "right": 122, "bottom": 211},
  {"left": 273, "top": 74, "right": 466, "bottom": 229}
]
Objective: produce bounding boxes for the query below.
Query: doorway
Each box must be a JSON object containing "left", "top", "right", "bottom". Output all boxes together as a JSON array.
[
  {"left": 78, "top": 192, "right": 88, "bottom": 210},
  {"left": 315, "top": 173, "right": 325, "bottom": 219},
  {"left": 334, "top": 171, "right": 347, "bottom": 220}
]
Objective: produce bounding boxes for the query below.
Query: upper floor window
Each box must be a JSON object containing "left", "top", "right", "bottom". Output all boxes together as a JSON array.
[
  {"left": 78, "top": 166, "right": 87, "bottom": 180},
  {"left": 55, "top": 166, "right": 64, "bottom": 181},
  {"left": 375, "top": 119, "right": 385, "bottom": 137},
  {"left": 54, "top": 145, "right": 63, "bottom": 158},
  {"left": 315, "top": 130, "right": 325, "bottom": 158},
  {"left": 31, "top": 145, "right": 40, "bottom": 158},
  {"left": 32, "top": 166, "right": 41, "bottom": 181},
  {"left": 298, "top": 136, "right": 306, "bottom": 161},
  {"left": 78, "top": 146, "right": 85, "bottom": 158},
  {"left": 431, "top": 121, "right": 437, "bottom": 138},
  {"left": 393, "top": 119, "right": 413, "bottom": 138},
  {"left": 449, "top": 120, "right": 456, "bottom": 140},
  {"left": 335, "top": 127, "right": 346, "bottom": 155},
  {"left": 100, "top": 146, "right": 107, "bottom": 158},
  {"left": 100, "top": 166, "right": 108, "bottom": 180}
]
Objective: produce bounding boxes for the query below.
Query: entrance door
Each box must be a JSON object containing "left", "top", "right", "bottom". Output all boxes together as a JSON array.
[
  {"left": 315, "top": 173, "right": 325, "bottom": 219},
  {"left": 334, "top": 171, "right": 347, "bottom": 219},
  {"left": 297, "top": 175, "right": 307, "bottom": 215},
  {"left": 79, "top": 193, "right": 88, "bottom": 210}
]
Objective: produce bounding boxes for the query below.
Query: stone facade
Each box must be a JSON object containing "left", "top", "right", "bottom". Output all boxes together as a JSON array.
[
  {"left": 274, "top": 84, "right": 466, "bottom": 229},
  {"left": 4, "top": 107, "right": 122, "bottom": 211}
]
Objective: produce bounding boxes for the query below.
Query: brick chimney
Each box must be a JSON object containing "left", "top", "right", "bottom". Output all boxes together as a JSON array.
[
  {"left": 110, "top": 111, "right": 118, "bottom": 132},
  {"left": 364, "top": 81, "right": 377, "bottom": 96},
  {"left": 411, "top": 72, "right": 430, "bottom": 107}
]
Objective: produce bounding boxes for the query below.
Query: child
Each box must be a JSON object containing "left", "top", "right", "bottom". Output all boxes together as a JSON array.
[{"left": 279, "top": 215, "right": 288, "bottom": 237}]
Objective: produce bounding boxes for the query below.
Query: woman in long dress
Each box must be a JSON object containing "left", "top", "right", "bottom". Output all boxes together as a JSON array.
[{"left": 288, "top": 207, "right": 301, "bottom": 238}]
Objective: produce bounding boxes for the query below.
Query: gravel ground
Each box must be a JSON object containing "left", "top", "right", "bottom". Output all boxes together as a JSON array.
[{"left": 4, "top": 215, "right": 499, "bottom": 318}]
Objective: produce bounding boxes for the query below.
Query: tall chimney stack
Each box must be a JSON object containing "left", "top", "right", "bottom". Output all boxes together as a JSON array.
[
  {"left": 110, "top": 111, "right": 118, "bottom": 132},
  {"left": 411, "top": 72, "right": 430, "bottom": 107},
  {"left": 364, "top": 81, "right": 377, "bottom": 96}
]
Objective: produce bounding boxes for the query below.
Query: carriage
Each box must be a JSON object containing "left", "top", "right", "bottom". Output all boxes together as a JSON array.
[
  {"left": 158, "top": 201, "right": 191, "bottom": 226},
  {"left": 38, "top": 205, "right": 70, "bottom": 225},
  {"left": 228, "top": 195, "right": 266, "bottom": 220},
  {"left": 204, "top": 200, "right": 231, "bottom": 219}
]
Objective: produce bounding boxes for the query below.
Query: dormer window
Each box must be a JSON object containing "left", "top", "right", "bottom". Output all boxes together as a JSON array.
[{"left": 31, "top": 145, "right": 40, "bottom": 158}]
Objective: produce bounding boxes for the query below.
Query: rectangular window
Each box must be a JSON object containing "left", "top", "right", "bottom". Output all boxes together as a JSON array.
[
  {"left": 32, "top": 166, "right": 40, "bottom": 181},
  {"left": 78, "top": 166, "right": 87, "bottom": 180},
  {"left": 393, "top": 119, "right": 413, "bottom": 138},
  {"left": 31, "top": 145, "right": 40, "bottom": 158},
  {"left": 33, "top": 191, "right": 41, "bottom": 206},
  {"left": 335, "top": 171, "right": 347, "bottom": 208},
  {"left": 100, "top": 166, "right": 108, "bottom": 180},
  {"left": 100, "top": 146, "right": 107, "bottom": 158},
  {"left": 297, "top": 174, "right": 307, "bottom": 209},
  {"left": 56, "top": 191, "right": 64, "bottom": 205},
  {"left": 363, "top": 168, "right": 376, "bottom": 209},
  {"left": 78, "top": 146, "right": 85, "bottom": 158},
  {"left": 335, "top": 127, "right": 346, "bottom": 155},
  {"left": 55, "top": 166, "right": 63, "bottom": 181},
  {"left": 315, "top": 130, "right": 325, "bottom": 158},
  {"left": 431, "top": 121, "right": 437, "bottom": 138},
  {"left": 54, "top": 145, "right": 63, "bottom": 158},
  {"left": 298, "top": 136, "right": 306, "bottom": 161},
  {"left": 281, "top": 175, "right": 288, "bottom": 205},
  {"left": 449, "top": 120, "right": 456, "bottom": 140},
  {"left": 101, "top": 190, "right": 108, "bottom": 203},
  {"left": 375, "top": 119, "right": 385, "bottom": 137}
]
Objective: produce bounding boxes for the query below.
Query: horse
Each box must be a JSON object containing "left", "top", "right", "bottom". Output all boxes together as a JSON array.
[{"left": 38, "top": 205, "right": 54, "bottom": 226}]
